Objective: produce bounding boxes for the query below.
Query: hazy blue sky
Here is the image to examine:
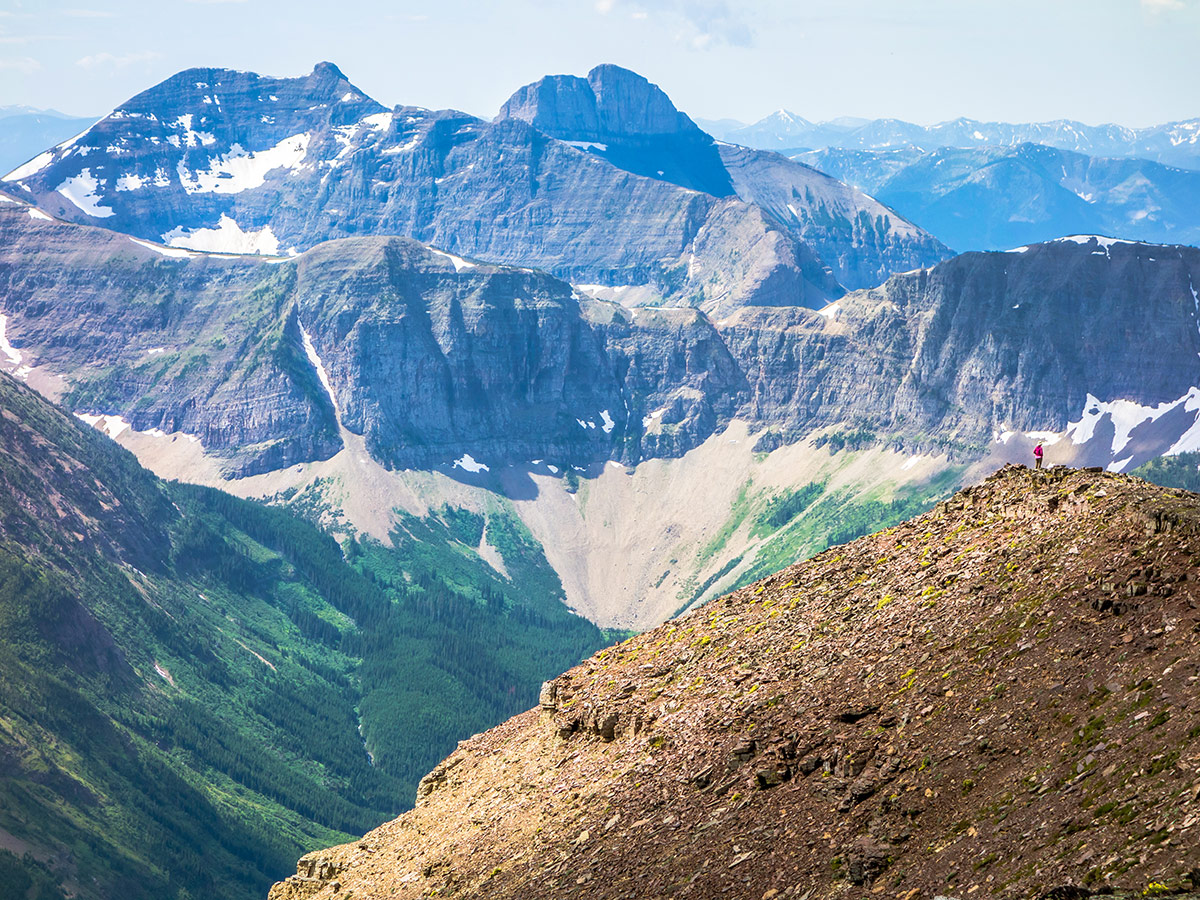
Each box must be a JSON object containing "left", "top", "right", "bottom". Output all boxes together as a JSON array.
[{"left": 1, "top": 0, "right": 1196, "bottom": 127}]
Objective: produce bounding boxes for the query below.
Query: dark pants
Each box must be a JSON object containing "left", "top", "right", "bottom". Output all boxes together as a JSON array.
[{"left": 1035, "top": 457, "right": 1043, "bottom": 469}]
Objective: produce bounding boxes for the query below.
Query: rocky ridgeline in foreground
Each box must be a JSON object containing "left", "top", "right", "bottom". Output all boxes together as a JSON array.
[{"left": 270, "top": 465, "right": 1200, "bottom": 899}]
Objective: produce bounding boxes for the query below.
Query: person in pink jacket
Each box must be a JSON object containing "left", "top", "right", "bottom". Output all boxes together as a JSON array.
[{"left": 1033, "top": 443, "right": 1044, "bottom": 470}]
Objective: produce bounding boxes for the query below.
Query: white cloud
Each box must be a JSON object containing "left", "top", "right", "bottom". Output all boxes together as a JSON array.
[
  {"left": 76, "top": 50, "right": 163, "bottom": 68},
  {"left": 1141, "top": 0, "right": 1184, "bottom": 9},
  {"left": 0, "top": 55, "right": 40, "bottom": 74},
  {"left": 598, "top": 0, "right": 753, "bottom": 47}
]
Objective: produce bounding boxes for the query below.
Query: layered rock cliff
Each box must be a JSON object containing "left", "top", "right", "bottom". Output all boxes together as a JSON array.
[
  {"left": 2, "top": 201, "right": 1199, "bottom": 478},
  {"left": 268, "top": 465, "right": 1200, "bottom": 899}
]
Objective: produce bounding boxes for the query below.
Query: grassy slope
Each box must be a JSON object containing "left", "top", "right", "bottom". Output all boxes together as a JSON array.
[
  {"left": 0, "top": 374, "right": 611, "bottom": 900},
  {"left": 673, "top": 461, "right": 965, "bottom": 616}
]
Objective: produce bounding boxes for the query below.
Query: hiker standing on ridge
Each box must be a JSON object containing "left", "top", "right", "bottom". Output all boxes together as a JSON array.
[{"left": 1033, "top": 443, "right": 1044, "bottom": 470}]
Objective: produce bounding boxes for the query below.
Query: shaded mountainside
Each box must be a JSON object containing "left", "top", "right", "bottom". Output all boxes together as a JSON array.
[
  {"left": 1, "top": 63, "right": 949, "bottom": 312},
  {"left": 271, "top": 465, "right": 1200, "bottom": 900},
  {"left": 0, "top": 370, "right": 610, "bottom": 900},
  {"left": 2, "top": 201, "right": 1200, "bottom": 480},
  {"left": 719, "top": 143, "right": 947, "bottom": 289},
  {"left": 796, "top": 143, "right": 1200, "bottom": 252}
]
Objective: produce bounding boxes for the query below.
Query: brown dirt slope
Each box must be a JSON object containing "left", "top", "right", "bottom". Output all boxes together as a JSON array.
[{"left": 270, "top": 465, "right": 1200, "bottom": 900}]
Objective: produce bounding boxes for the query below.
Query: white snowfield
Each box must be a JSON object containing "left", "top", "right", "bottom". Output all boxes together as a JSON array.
[
  {"left": 429, "top": 248, "right": 476, "bottom": 272},
  {"left": 75, "top": 412, "right": 199, "bottom": 445},
  {"left": 4, "top": 150, "right": 55, "bottom": 182},
  {"left": 1066, "top": 390, "right": 1197, "bottom": 456},
  {"left": 452, "top": 453, "right": 489, "bottom": 474},
  {"left": 0, "top": 313, "right": 31, "bottom": 379},
  {"left": 129, "top": 238, "right": 198, "bottom": 260},
  {"left": 55, "top": 169, "right": 116, "bottom": 218},
  {"left": 176, "top": 133, "right": 311, "bottom": 195},
  {"left": 564, "top": 141, "right": 608, "bottom": 152},
  {"left": 163, "top": 214, "right": 282, "bottom": 255}
]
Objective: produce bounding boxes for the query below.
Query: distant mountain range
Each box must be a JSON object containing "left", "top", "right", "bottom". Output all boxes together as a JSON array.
[
  {"left": 699, "top": 110, "right": 1200, "bottom": 171},
  {"left": 0, "top": 63, "right": 948, "bottom": 315},
  {"left": 0, "top": 105, "right": 96, "bottom": 176},
  {"left": 796, "top": 143, "right": 1200, "bottom": 251}
]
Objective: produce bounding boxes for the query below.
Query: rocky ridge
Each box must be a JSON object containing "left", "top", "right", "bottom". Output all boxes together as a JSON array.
[
  {"left": 269, "top": 465, "right": 1200, "bottom": 899},
  {"left": 2, "top": 200, "right": 1199, "bottom": 478}
]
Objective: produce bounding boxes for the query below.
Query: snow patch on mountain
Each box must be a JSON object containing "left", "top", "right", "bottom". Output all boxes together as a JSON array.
[
  {"left": 453, "top": 453, "right": 489, "bottom": 473},
  {"left": 0, "top": 313, "right": 28, "bottom": 379},
  {"left": 429, "top": 248, "right": 476, "bottom": 272},
  {"left": 4, "top": 149, "right": 56, "bottom": 182},
  {"left": 129, "top": 238, "right": 198, "bottom": 259},
  {"left": 176, "top": 133, "right": 310, "bottom": 195},
  {"left": 55, "top": 169, "right": 115, "bottom": 218},
  {"left": 75, "top": 412, "right": 199, "bottom": 445},
  {"left": 1067, "top": 389, "right": 1200, "bottom": 460},
  {"left": 299, "top": 320, "right": 340, "bottom": 418},
  {"left": 163, "top": 214, "right": 281, "bottom": 254}
]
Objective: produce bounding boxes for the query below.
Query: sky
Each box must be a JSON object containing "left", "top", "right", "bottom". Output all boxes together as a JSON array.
[{"left": 0, "top": 0, "right": 1197, "bottom": 128}]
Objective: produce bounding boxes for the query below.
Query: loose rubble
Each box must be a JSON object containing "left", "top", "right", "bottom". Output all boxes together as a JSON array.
[{"left": 270, "top": 465, "right": 1200, "bottom": 900}]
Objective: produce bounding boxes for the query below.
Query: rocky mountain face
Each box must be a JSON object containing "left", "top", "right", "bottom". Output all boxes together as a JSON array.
[
  {"left": 718, "top": 143, "right": 947, "bottom": 288},
  {"left": 724, "top": 235, "right": 1200, "bottom": 467},
  {"left": 0, "top": 198, "right": 749, "bottom": 476},
  {"left": 710, "top": 112, "right": 1200, "bottom": 172},
  {"left": 269, "top": 465, "right": 1200, "bottom": 899},
  {"left": 2, "top": 200, "right": 1199, "bottom": 480},
  {"left": 796, "top": 143, "right": 1200, "bottom": 251},
  {"left": 0, "top": 63, "right": 951, "bottom": 315}
]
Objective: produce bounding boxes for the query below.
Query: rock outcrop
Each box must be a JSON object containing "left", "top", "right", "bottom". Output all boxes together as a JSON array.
[{"left": 268, "top": 465, "right": 1200, "bottom": 899}]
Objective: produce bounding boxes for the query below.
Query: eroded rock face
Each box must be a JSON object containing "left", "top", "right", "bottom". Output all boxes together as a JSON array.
[
  {"left": 496, "top": 63, "right": 736, "bottom": 198},
  {"left": 266, "top": 466, "right": 1200, "bottom": 899},
  {"left": 2, "top": 205, "right": 1200, "bottom": 476}
]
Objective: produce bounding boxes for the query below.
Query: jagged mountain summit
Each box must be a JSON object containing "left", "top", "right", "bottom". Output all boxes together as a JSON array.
[
  {"left": 0, "top": 62, "right": 949, "bottom": 315},
  {"left": 709, "top": 112, "right": 1200, "bottom": 171},
  {"left": 269, "top": 465, "right": 1200, "bottom": 899}
]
